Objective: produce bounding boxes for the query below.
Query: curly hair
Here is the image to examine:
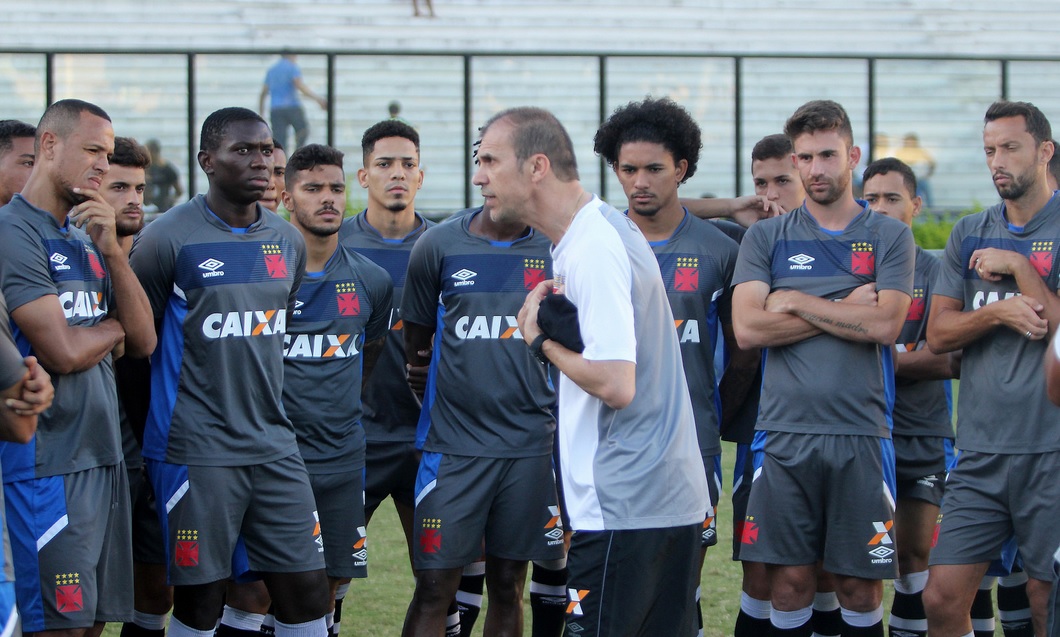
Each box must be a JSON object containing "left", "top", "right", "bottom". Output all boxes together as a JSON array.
[{"left": 593, "top": 97, "right": 702, "bottom": 182}]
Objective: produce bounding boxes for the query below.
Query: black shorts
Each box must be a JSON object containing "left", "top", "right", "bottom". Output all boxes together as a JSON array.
[
  {"left": 129, "top": 465, "right": 166, "bottom": 565},
  {"left": 364, "top": 440, "right": 418, "bottom": 515},
  {"left": 565, "top": 525, "right": 700, "bottom": 636}
]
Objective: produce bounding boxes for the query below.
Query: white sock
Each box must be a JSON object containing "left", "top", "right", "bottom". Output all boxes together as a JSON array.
[
  {"left": 275, "top": 617, "right": 327, "bottom": 637},
  {"left": 840, "top": 605, "right": 884, "bottom": 627},
  {"left": 894, "top": 570, "right": 929, "bottom": 595},
  {"left": 220, "top": 605, "right": 266, "bottom": 632},
  {"left": 741, "top": 592, "right": 772, "bottom": 620},
  {"left": 133, "top": 610, "right": 169, "bottom": 631},
  {"left": 169, "top": 617, "right": 216, "bottom": 637},
  {"left": 771, "top": 606, "right": 812, "bottom": 629}
]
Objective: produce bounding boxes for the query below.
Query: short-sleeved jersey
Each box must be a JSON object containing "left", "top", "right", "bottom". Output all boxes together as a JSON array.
[
  {"left": 0, "top": 291, "right": 16, "bottom": 585},
  {"left": 893, "top": 246, "right": 953, "bottom": 438},
  {"left": 129, "top": 195, "right": 306, "bottom": 466},
  {"left": 554, "top": 196, "right": 708, "bottom": 532},
  {"left": 0, "top": 291, "right": 23, "bottom": 392},
  {"left": 933, "top": 196, "right": 1060, "bottom": 453},
  {"left": 339, "top": 211, "right": 434, "bottom": 443},
  {"left": 0, "top": 195, "right": 121, "bottom": 481},
  {"left": 264, "top": 58, "right": 302, "bottom": 109},
  {"left": 283, "top": 246, "right": 393, "bottom": 473},
  {"left": 402, "top": 209, "right": 556, "bottom": 458},
  {"left": 645, "top": 211, "right": 740, "bottom": 457},
  {"left": 732, "top": 203, "right": 915, "bottom": 438}
]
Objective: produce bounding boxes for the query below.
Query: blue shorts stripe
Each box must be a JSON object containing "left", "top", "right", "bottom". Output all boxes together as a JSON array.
[{"left": 3, "top": 476, "right": 67, "bottom": 631}]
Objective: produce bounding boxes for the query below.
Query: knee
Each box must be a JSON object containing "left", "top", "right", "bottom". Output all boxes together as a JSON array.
[
  {"left": 921, "top": 580, "right": 949, "bottom": 618},
  {"left": 834, "top": 580, "right": 881, "bottom": 613},
  {"left": 267, "top": 570, "right": 331, "bottom": 622},
  {"left": 411, "top": 569, "right": 462, "bottom": 610}
]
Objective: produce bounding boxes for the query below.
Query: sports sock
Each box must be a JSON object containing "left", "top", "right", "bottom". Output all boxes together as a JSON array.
[
  {"left": 735, "top": 592, "right": 772, "bottom": 637},
  {"left": 888, "top": 570, "right": 928, "bottom": 637},
  {"left": 167, "top": 617, "right": 215, "bottom": 637},
  {"left": 456, "top": 561, "right": 485, "bottom": 637},
  {"left": 120, "top": 620, "right": 167, "bottom": 637},
  {"left": 840, "top": 605, "right": 884, "bottom": 637},
  {"left": 529, "top": 560, "right": 567, "bottom": 637},
  {"left": 218, "top": 606, "right": 266, "bottom": 637},
  {"left": 445, "top": 601, "right": 461, "bottom": 637},
  {"left": 274, "top": 617, "right": 327, "bottom": 637},
  {"left": 997, "top": 570, "right": 1032, "bottom": 637},
  {"left": 970, "top": 579, "right": 996, "bottom": 637},
  {"left": 333, "top": 582, "right": 349, "bottom": 637},
  {"left": 772, "top": 605, "right": 813, "bottom": 637},
  {"left": 812, "top": 591, "right": 842, "bottom": 637}
]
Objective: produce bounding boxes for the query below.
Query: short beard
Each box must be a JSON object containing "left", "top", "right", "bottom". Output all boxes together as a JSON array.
[
  {"left": 995, "top": 172, "right": 1034, "bottom": 202},
  {"left": 116, "top": 218, "right": 144, "bottom": 237},
  {"left": 384, "top": 199, "right": 410, "bottom": 213}
]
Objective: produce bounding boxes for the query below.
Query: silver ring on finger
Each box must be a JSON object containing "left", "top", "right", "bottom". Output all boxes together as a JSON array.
[{"left": 1025, "top": 330, "right": 1033, "bottom": 339}]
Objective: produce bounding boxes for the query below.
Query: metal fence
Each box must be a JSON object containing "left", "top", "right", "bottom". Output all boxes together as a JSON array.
[{"left": 3, "top": 49, "right": 1059, "bottom": 213}]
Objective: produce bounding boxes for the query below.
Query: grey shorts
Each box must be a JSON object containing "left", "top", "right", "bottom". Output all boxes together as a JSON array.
[
  {"left": 364, "top": 440, "right": 418, "bottom": 514},
  {"left": 740, "top": 431, "right": 899, "bottom": 580},
  {"left": 147, "top": 453, "right": 325, "bottom": 585},
  {"left": 128, "top": 465, "right": 166, "bottom": 565},
  {"left": 893, "top": 433, "right": 951, "bottom": 506},
  {"left": 4, "top": 464, "right": 133, "bottom": 632},
  {"left": 930, "top": 450, "right": 1060, "bottom": 580},
  {"left": 731, "top": 442, "right": 756, "bottom": 560},
  {"left": 310, "top": 469, "right": 368, "bottom": 579},
  {"left": 413, "top": 453, "right": 565, "bottom": 570}
]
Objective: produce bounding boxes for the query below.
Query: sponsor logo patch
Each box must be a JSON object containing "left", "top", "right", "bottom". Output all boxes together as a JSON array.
[
  {"left": 788, "top": 253, "right": 815, "bottom": 270},
  {"left": 420, "top": 518, "right": 442, "bottom": 554},
  {"left": 198, "top": 257, "right": 226, "bottom": 278},
  {"left": 851, "top": 241, "right": 875, "bottom": 275},
  {"left": 674, "top": 256, "right": 699, "bottom": 292},
  {"left": 566, "top": 588, "right": 589, "bottom": 616},
  {"left": 175, "top": 529, "right": 199, "bottom": 567},
  {"left": 262, "top": 244, "right": 288, "bottom": 279},
  {"left": 55, "top": 572, "right": 83, "bottom": 613},
  {"left": 1031, "top": 241, "right": 1054, "bottom": 277},
  {"left": 524, "top": 258, "right": 546, "bottom": 290},
  {"left": 336, "top": 282, "right": 361, "bottom": 316}
]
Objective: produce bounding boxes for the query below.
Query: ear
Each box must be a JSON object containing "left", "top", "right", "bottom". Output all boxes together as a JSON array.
[
  {"left": 849, "top": 144, "right": 862, "bottom": 168},
  {"left": 281, "top": 189, "right": 293, "bottom": 212},
  {"left": 38, "top": 130, "right": 59, "bottom": 161},
  {"left": 911, "top": 195, "right": 923, "bottom": 218},
  {"left": 1041, "top": 139, "right": 1055, "bottom": 166},
  {"left": 416, "top": 167, "right": 425, "bottom": 188},
  {"left": 357, "top": 167, "right": 368, "bottom": 189},
  {"left": 197, "top": 150, "right": 212, "bottom": 175},
  {"left": 527, "top": 154, "right": 551, "bottom": 184},
  {"left": 674, "top": 158, "right": 689, "bottom": 183}
]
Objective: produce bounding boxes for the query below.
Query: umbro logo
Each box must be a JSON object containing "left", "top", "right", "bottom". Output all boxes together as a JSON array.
[
  {"left": 788, "top": 254, "right": 815, "bottom": 270},
  {"left": 545, "top": 528, "right": 564, "bottom": 541},
  {"left": 869, "top": 545, "right": 894, "bottom": 559},
  {"left": 50, "top": 253, "right": 71, "bottom": 271},
  {"left": 199, "top": 258, "right": 225, "bottom": 278},
  {"left": 452, "top": 268, "right": 477, "bottom": 287}
]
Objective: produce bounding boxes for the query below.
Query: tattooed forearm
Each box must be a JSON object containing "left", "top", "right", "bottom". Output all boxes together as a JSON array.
[{"left": 795, "top": 311, "right": 869, "bottom": 335}]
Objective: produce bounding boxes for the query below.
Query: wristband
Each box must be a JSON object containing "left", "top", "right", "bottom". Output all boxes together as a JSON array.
[{"left": 529, "top": 334, "right": 550, "bottom": 365}]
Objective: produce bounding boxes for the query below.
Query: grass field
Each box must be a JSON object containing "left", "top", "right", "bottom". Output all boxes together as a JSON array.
[{"left": 105, "top": 430, "right": 1010, "bottom": 636}]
